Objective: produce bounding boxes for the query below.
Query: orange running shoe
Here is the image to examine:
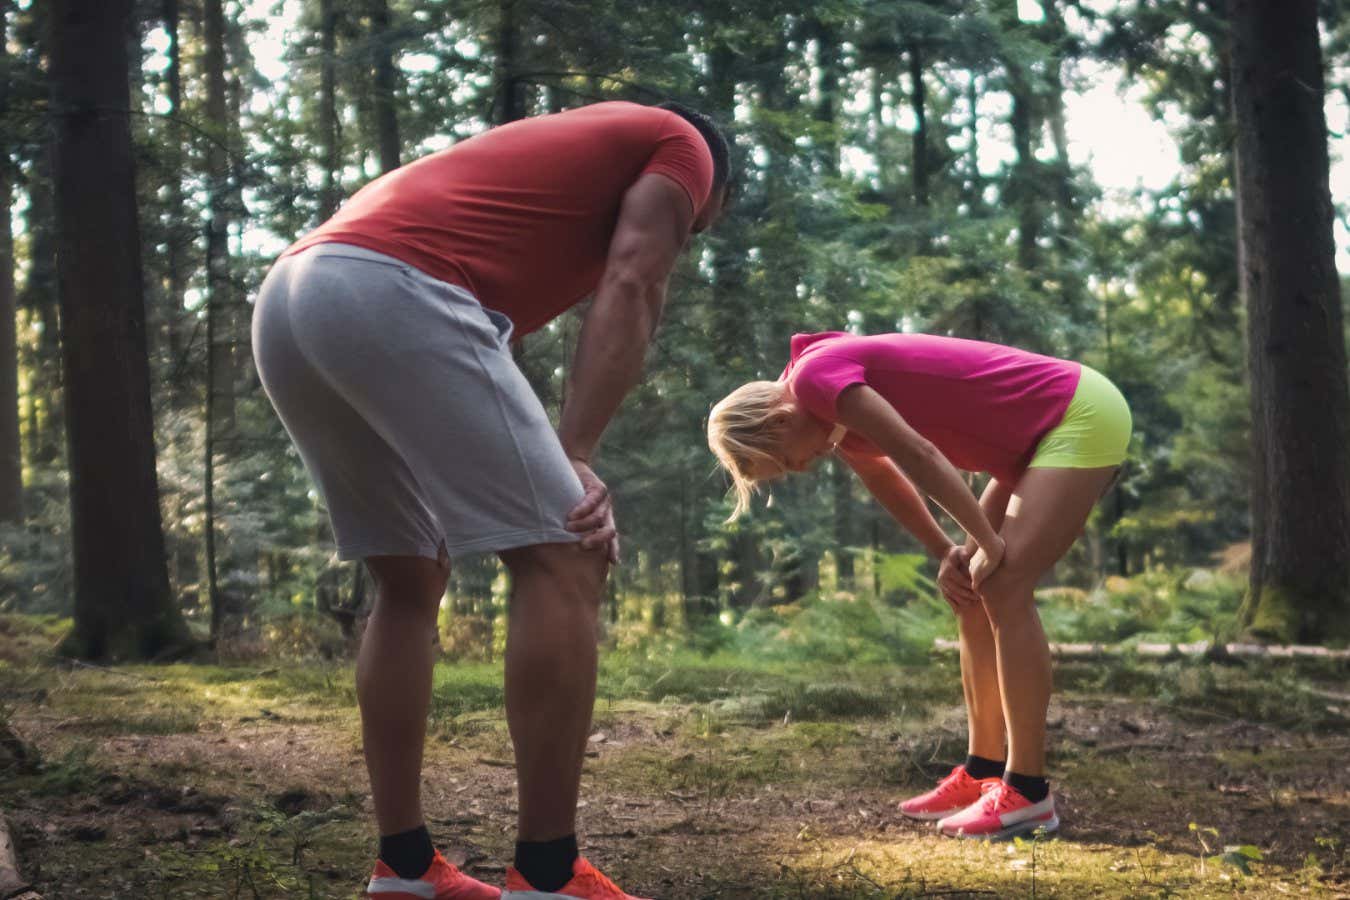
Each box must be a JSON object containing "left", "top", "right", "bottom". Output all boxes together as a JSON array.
[
  {"left": 898, "top": 765, "right": 1000, "bottom": 821},
  {"left": 937, "top": 780, "right": 1059, "bottom": 841},
  {"left": 502, "top": 856, "right": 650, "bottom": 899},
  {"left": 365, "top": 850, "right": 501, "bottom": 899}
]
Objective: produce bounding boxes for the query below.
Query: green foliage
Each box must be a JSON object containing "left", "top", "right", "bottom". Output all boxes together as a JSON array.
[
  {"left": 1037, "top": 568, "right": 1246, "bottom": 645},
  {"left": 30, "top": 742, "right": 101, "bottom": 796},
  {"left": 1190, "top": 822, "right": 1266, "bottom": 878},
  {"left": 427, "top": 662, "right": 505, "bottom": 732},
  {"left": 10, "top": 0, "right": 1330, "bottom": 648}
]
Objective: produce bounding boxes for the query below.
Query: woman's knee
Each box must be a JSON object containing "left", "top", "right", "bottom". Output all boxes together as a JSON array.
[{"left": 977, "top": 564, "right": 1036, "bottom": 628}]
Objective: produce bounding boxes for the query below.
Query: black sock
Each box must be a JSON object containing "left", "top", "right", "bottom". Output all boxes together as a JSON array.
[
  {"left": 379, "top": 825, "right": 435, "bottom": 880},
  {"left": 514, "top": 834, "right": 579, "bottom": 891},
  {"left": 1004, "top": 770, "right": 1050, "bottom": 803},
  {"left": 963, "top": 754, "right": 1005, "bottom": 780}
]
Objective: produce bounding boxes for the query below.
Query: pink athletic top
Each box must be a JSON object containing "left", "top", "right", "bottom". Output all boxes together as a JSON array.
[{"left": 783, "top": 333, "right": 1081, "bottom": 484}]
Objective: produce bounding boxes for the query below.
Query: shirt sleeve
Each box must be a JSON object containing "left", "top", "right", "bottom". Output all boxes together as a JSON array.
[
  {"left": 788, "top": 354, "right": 868, "bottom": 422},
  {"left": 640, "top": 113, "right": 714, "bottom": 216}
]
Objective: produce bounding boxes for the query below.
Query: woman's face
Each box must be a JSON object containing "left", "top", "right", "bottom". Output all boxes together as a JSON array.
[{"left": 771, "top": 396, "right": 838, "bottom": 475}]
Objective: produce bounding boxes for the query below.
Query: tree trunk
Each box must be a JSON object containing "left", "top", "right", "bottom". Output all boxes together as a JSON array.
[
  {"left": 909, "top": 42, "right": 929, "bottom": 211},
  {"left": 0, "top": 162, "right": 22, "bottom": 524},
  {"left": 203, "top": 0, "right": 234, "bottom": 433},
  {"left": 0, "top": 0, "right": 24, "bottom": 523},
  {"left": 1231, "top": 0, "right": 1350, "bottom": 642},
  {"left": 318, "top": 0, "right": 341, "bottom": 218},
  {"left": 813, "top": 17, "right": 839, "bottom": 171},
  {"left": 49, "top": 0, "right": 193, "bottom": 661},
  {"left": 21, "top": 151, "right": 62, "bottom": 467},
  {"left": 163, "top": 0, "right": 192, "bottom": 602},
  {"left": 832, "top": 461, "right": 854, "bottom": 587},
  {"left": 813, "top": 22, "right": 853, "bottom": 586},
  {"left": 202, "top": 0, "right": 231, "bottom": 640},
  {"left": 369, "top": 0, "right": 400, "bottom": 173},
  {"left": 162, "top": 0, "right": 186, "bottom": 375},
  {"left": 495, "top": 0, "right": 527, "bottom": 124},
  {"left": 964, "top": 71, "right": 984, "bottom": 215},
  {"left": 1006, "top": 60, "right": 1041, "bottom": 272}
]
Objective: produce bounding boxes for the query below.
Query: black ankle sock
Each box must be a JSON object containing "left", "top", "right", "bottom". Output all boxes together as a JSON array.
[
  {"left": 379, "top": 825, "right": 435, "bottom": 880},
  {"left": 963, "top": 754, "right": 1005, "bottom": 780},
  {"left": 514, "top": 834, "right": 579, "bottom": 891},
  {"left": 1004, "top": 770, "right": 1050, "bottom": 803}
]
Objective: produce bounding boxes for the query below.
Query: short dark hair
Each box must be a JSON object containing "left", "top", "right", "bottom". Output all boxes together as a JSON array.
[{"left": 657, "top": 100, "right": 733, "bottom": 196}]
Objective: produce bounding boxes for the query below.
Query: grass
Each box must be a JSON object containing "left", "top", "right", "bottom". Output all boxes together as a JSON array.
[{"left": 1, "top": 611, "right": 1348, "bottom": 897}]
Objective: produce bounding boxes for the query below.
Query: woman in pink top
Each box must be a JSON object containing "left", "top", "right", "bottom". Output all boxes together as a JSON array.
[{"left": 707, "top": 332, "right": 1131, "bottom": 841}]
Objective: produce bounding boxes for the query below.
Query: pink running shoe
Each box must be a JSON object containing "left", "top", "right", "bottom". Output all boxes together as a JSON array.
[
  {"left": 937, "top": 780, "right": 1059, "bottom": 841},
  {"left": 898, "top": 766, "right": 1001, "bottom": 821},
  {"left": 502, "top": 856, "right": 650, "bottom": 899},
  {"left": 365, "top": 851, "right": 501, "bottom": 899}
]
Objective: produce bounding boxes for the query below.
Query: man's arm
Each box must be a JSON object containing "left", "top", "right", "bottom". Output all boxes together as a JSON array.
[
  {"left": 556, "top": 174, "right": 695, "bottom": 557},
  {"left": 556, "top": 173, "right": 694, "bottom": 463}
]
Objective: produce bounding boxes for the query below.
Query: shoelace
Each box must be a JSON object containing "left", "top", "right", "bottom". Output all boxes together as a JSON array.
[
  {"left": 978, "top": 781, "right": 1021, "bottom": 813},
  {"left": 574, "top": 862, "right": 625, "bottom": 898},
  {"left": 933, "top": 766, "right": 969, "bottom": 796}
]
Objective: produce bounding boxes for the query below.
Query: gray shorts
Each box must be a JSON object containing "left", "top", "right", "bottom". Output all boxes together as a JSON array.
[{"left": 252, "top": 243, "right": 584, "bottom": 560}]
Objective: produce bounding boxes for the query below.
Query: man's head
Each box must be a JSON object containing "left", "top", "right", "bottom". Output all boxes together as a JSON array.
[{"left": 657, "top": 100, "right": 732, "bottom": 231}]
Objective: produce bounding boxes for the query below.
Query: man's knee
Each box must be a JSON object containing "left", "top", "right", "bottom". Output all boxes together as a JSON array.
[
  {"left": 501, "top": 542, "right": 608, "bottom": 605},
  {"left": 365, "top": 553, "right": 449, "bottom": 613}
]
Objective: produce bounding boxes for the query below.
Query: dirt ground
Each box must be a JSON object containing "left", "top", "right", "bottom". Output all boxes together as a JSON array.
[{"left": 1, "top": 621, "right": 1347, "bottom": 898}]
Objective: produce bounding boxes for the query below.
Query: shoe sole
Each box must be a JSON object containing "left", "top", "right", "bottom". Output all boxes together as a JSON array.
[{"left": 942, "top": 813, "right": 1060, "bottom": 842}]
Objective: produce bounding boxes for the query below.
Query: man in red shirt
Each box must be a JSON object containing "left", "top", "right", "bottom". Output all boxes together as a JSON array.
[{"left": 253, "top": 101, "right": 729, "bottom": 900}]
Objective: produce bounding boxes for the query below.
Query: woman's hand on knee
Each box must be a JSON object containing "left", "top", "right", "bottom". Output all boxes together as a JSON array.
[
  {"left": 969, "top": 535, "right": 1006, "bottom": 588},
  {"left": 937, "top": 544, "right": 979, "bottom": 611}
]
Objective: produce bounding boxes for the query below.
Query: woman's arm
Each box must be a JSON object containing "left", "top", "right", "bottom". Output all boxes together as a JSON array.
[
  {"left": 835, "top": 385, "right": 1004, "bottom": 566},
  {"left": 964, "top": 477, "right": 1014, "bottom": 554},
  {"left": 843, "top": 447, "right": 981, "bottom": 608},
  {"left": 840, "top": 448, "right": 953, "bottom": 560}
]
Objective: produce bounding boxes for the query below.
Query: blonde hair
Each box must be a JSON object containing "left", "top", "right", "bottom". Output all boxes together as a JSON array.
[{"left": 707, "top": 380, "right": 791, "bottom": 521}]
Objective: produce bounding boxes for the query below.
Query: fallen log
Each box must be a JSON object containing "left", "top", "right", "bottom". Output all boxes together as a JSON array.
[
  {"left": 931, "top": 638, "right": 1350, "bottom": 660},
  {"left": 0, "top": 812, "right": 41, "bottom": 900}
]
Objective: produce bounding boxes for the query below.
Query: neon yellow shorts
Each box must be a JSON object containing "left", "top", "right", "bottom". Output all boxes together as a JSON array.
[{"left": 1028, "top": 365, "right": 1132, "bottom": 470}]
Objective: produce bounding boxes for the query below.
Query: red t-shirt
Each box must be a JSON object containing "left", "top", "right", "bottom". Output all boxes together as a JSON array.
[
  {"left": 283, "top": 102, "right": 714, "bottom": 336},
  {"left": 783, "top": 333, "right": 1081, "bottom": 484}
]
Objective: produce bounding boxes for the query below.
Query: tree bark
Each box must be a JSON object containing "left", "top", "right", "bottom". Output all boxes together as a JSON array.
[
  {"left": 21, "top": 151, "right": 62, "bottom": 467},
  {"left": 964, "top": 71, "right": 984, "bottom": 215},
  {"left": 909, "top": 42, "right": 929, "bottom": 211},
  {"left": 1007, "top": 59, "right": 1041, "bottom": 272},
  {"left": 1231, "top": 0, "right": 1350, "bottom": 642},
  {"left": 369, "top": 0, "right": 400, "bottom": 173},
  {"left": 49, "top": 0, "right": 192, "bottom": 661},
  {"left": 162, "top": 0, "right": 186, "bottom": 373},
  {"left": 0, "top": 0, "right": 24, "bottom": 523},
  {"left": 495, "top": 0, "right": 527, "bottom": 124},
  {"left": 318, "top": 0, "right": 341, "bottom": 218},
  {"left": 203, "top": 0, "right": 234, "bottom": 434},
  {"left": 202, "top": 0, "right": 231, "bottom": 640},
  {"left": 814, "top": 21, "right": 853, "bottom": 587},
  {"left": 0, "top": 162, "right": 22, "bottom": 524}
]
